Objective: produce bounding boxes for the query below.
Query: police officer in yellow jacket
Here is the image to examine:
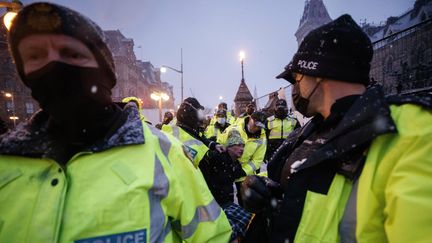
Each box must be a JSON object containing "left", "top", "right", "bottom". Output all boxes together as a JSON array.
[
  {"left": 205, "top": 109, "right": 231, "bottom": 141},
  {"left": 265, "top": 98, "right": 299, "bottom": 161},
  {"left": 210, "top": 102, "right": 236, "bottom": 126},
  {"left": 0, "top": 3, "right": 233, "bottom": 242},
  {"left": 162, "top": 97, "right": 225, "bottom": 167},
  {"left": 241, "top": 14, "right": 432, "bottom": 243}
]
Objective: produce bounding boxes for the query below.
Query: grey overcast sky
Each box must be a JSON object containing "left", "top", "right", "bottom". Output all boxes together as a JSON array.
[{"left": 25, "top": 0, "right": 414, "bottom": 109}]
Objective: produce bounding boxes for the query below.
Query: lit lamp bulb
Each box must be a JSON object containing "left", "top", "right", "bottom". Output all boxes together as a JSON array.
[
  {"left": 160, "top": 67, "right": 167, "bottom": 73},
  {"left": 161, "top": 93, "right": 169, "bottom": 101},
  {"left": 239, "top": 51, "right": 245, "bottom": 62},
  {"left": 3, "top": 11, "right": 17, "bottom": 31},
  {"left": 150, "top": 93, "right": 161, "bottom": 101}
]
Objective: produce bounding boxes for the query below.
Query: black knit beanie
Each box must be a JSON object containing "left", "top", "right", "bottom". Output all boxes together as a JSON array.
[
  {"left": 176, "top": 97, "right": 204, "bottom": 129},
  {"left": 8, "top": 2, "right": 116, "bottom": 88},
  {"left": 277, "top": 14, "right": 373, "bottom": 85}
]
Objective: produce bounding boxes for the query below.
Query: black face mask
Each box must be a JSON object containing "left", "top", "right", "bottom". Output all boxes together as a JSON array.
[
  {"left": 275, "top": 107, "right": 288, "bottom": 119},
  {"left": 291, "top": 81, "right": 320, "bottom": 117},
  {"left": 25, "top": 61, "right": 116, "bottom": 136}
]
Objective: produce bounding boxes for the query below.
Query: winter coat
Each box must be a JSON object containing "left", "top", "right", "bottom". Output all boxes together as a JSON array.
[
  {"left": 266, "top": 86, "right": 432, "bottom": 243},
  {"left": 199, "top": 150, "right": 246, "bottom": 206},
  {"left": 218, "top": 118, "right": 267, "bottom": 177},
  {"left": 0, "top": 104, "right": 232, "bottom": 243}
]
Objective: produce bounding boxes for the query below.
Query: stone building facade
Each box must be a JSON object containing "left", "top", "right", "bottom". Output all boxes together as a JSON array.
[
  {"left": 295, "top": 0, "right": 332, "bottom": 46},
  {"left": 366, "top": 0, "right": 432, "bottom": 94},
  {"left": 0, "top": 14, "right": 38, "bottom": 129},
  {"left": 104, "top": 30, "right": 174, "bottom": 109},
  {"left": 295, "top": 0, "right": 432, "bottom": 95}
]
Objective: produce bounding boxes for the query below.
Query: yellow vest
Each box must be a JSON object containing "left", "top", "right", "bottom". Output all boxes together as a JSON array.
[
  {"left": 267, "top": 115, "right": 296, "bottom": 139},
  {"left": 161, "top": 124, "right": 209, "bottom": 167},
  {"left": 0, "top": 122, "right": 231, "bottom": 243}
]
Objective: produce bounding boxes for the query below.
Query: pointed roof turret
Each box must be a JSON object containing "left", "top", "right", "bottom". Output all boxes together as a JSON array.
[
  {"left": 295, "top": 0, "right": 332, "bottom": 45},
  {"left": 234, "top": 79, "right": 253, "bottom": 102}
]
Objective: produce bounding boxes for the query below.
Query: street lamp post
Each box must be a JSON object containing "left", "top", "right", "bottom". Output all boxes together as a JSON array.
[
  {"left": 4, "top": 92, "right": 17, "bottom": 128},
  {"left": 160, "top": 48, "right": 184, "bottom": 102},
  {"left": 150, "top": 92, "right": 169, "bottom": 122}
]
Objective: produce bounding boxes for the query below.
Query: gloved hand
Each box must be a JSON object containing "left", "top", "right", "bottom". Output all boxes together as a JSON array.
[
  {"left": 241, "top": 175, "right": 282, "bottom": 213},
  {"left": 215, "top": 144, "right": 226, "bottom": 153}
]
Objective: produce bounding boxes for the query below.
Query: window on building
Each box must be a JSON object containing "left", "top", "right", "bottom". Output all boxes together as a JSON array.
[
  {"left": 25, "top": 102, "right": 34, "bottom": 114},
  {"left": 386, "top": 56, "right": 393, "bottom": 73}
]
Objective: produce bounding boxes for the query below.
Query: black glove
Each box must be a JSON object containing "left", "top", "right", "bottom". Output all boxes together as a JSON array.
[{"left": 241, "top": 175, "right": 282, "bottom": 213}]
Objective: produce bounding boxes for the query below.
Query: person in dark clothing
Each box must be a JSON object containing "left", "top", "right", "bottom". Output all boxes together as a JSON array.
[
  {"left": 155, "top": 111, "right": 174, "bottom": 129},
  {"left": 199, "top": 129, "right": 246, "bottom": 206},
  {"left": 238, "top": 101, "right": 256, "bottom": 119},
  {"left": 162, "top": 97, "right": 253, "bottom": 240},
  {"left": 241, "top": 14, "right": 432, "bottom": 243}
]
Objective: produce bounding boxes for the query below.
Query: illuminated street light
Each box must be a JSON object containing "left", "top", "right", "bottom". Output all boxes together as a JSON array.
[
  {"left": 219, "top": 96, "right": 223, "bottom": 100},
  {"left": 3, "top": 11, "right": 16, "bottom": 30},
  {"left": 1, "top": 1, "right": 22, "bottom": 30},
  {"left": 239, "top": 50, "right": 246, "bottom": 81},
  {"left": 239, "top": 51, "right": 245, "bottom": 62},
  {"left": 151, "top": 91, "right": 170, "bottom": 122}
]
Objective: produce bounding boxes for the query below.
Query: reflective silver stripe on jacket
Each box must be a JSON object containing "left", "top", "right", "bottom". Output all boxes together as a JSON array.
[
  {"left": 172, "top": 199, "right": 221, "bottom": 239},
  {"left": 149, "top": 126, "right": 172, "bottom": 156},
  {"left": 184, "top": 139, "right": 204, "bottom": 147},
  {"left": 268, "top": 120, "right": 274, "bottom": 129},
  {"left": 251, "top": 139, "right": 263, "bottom": 145},
  {"left": 172, "top": 126, "right": 180, "bottom": 138},
  {"left": 247, "top": 161, "right": 257, "bottom": 171},
  {"left": 269, "top": 130, "right": 291, "bottom": 139},
  {"left": 340, "top": 179, "right": 359, "bottom": 243},
  {"left": 149, "top": 155, "right": 171, "bottom": 243},
  {"left": 170, "top": 126, "right": 204, "bottom": 147}
]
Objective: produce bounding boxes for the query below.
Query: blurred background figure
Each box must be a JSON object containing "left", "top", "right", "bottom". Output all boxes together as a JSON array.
[
  {"left": 155, "top": 111, "right": 174, "bottom": 129},
  {"left": 205, "top": 109, "right": 231, "bottom": 141},
  {"left": 265, "top": 98, "right": 299, "bottom": 162}
]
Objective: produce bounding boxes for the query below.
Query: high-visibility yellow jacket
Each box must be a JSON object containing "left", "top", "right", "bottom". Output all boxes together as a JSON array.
[
  {"left": 161, "top": 124, "right": 209, "bottom": 167},
  {"left": 291, "top": 103, "right": 432, "bottom": 243},
  {"left": 267, "top": 87, "right": 432, "bottom": 243},
  {"left": 217, "top": 121, "right": 267, "bottom": 176},
  {"left": 204, "top": 123, "right": 229, "bottom": 141},
  {"left": 209, "top": 111, "right": 236, "bottom": 126},
  {"left": 267, "top": 115, "right": 297, "bottom": 140},
  {"left": 0, "top": 106, "right": 231, "bottom": 243}
]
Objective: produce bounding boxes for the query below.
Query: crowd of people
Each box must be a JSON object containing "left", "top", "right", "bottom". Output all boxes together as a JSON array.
[{"left": 0, "top": 2, "right": 431, "bottom": 243}]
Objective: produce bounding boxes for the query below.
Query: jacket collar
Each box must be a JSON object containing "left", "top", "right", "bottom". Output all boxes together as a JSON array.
[
  {"left": 0, "top": 103, "right": 145, "bottom": 158},
  {"left": 296, "top": 85, "right": 397, "bottom": 171}
]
